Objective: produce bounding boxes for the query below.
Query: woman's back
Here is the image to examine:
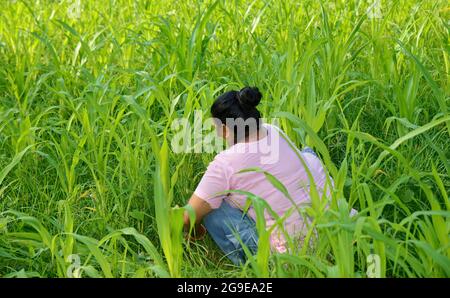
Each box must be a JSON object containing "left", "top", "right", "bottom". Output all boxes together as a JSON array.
[{"left": 194, "top": 123, "right": 331, "bottom": 252}]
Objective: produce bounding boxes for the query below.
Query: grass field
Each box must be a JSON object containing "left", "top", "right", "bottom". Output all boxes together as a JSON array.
[{"left": 0, "top": 0, "right": 449, "bottom": 277}]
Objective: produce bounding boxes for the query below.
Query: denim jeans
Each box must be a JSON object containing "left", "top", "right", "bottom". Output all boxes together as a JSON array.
[
  {"left": 203, "top": 146, "right": 318, "bottom": 265},
  {"left": 203, "top": 200, "right": 258, "bottom": 266},
  {"left": 302, "top": 146, "right": 317, "bottom": 157}
]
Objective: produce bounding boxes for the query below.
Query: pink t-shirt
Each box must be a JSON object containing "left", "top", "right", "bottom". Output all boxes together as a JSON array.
[{"left": 194, "top": 123, "right": 332, "bottom": 253}]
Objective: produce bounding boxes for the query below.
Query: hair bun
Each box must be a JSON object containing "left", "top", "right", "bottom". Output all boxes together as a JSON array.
[{"left": 237, "top": 86, "right": 262, "bottom": 108}]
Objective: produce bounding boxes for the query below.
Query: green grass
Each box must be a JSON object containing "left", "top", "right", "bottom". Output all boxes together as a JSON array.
[{"left": 0, "top": 0, "right": 449, "bottom": 277}]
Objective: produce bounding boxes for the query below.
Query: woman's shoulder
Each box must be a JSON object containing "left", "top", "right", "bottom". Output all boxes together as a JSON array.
[{"left": 209, "top": 148, "right": 236, "bottom": 168}]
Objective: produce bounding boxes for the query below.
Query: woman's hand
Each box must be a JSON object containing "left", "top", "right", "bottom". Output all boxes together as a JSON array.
[
  {"left": 184, "top": 224, "right": 207, "bottom": 241},
  {"left": 183, "top": 194, "right": 212, "bottom": 242}
]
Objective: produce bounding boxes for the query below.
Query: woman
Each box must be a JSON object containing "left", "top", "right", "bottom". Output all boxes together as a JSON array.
[{"left": 183, "top": 86, "right": 331, "bottom": 265}]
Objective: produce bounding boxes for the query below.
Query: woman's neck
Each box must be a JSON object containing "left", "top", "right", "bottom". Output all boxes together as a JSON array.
[{"left": 228, "top": 126, "right": 267, "bottom": 146}]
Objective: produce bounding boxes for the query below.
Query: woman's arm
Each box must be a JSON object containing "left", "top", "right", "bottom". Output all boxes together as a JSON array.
[
  {"left": 183, "top": 194, "right": 212, "bottom": 240},
  {"left": 184, "top": 154, "right": 230, "bottom": 239}
]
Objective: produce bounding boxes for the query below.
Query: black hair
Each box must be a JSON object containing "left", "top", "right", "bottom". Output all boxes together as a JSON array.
[{"left": 211, "top": 86, "right": 262, "bottom": 143}]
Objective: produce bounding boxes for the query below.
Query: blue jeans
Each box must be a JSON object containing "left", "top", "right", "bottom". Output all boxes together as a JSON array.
[
  {"left": 302, "top": 146, "right": 317, "bottom": 157},
  {"left": 203, "top": 200, "right": 258, "bottom": 266}
]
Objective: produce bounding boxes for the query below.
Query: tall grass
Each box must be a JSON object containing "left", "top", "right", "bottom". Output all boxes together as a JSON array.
[{"left": 0, "top": 0, "right": 448, "bottom": 277}]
